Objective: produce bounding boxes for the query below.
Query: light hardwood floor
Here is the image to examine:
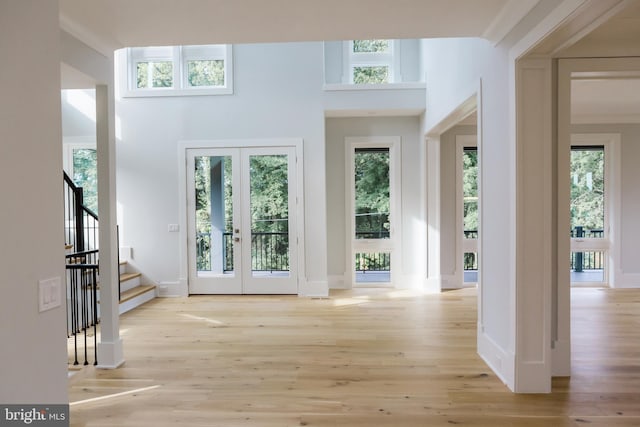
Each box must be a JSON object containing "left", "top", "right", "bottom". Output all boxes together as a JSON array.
[{"left": 68, "top": 287, "right": 640, "bottom": 426}]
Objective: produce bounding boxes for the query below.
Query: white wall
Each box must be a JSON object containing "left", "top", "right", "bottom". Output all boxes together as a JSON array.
[
  {"left": 423, "top": 36, "right": 515, "bottom": 385},
  {"left": 0, "top": 1, "right": 68, "bottom": 404},
  {"left": 325, "top": 116, "right": 425, "bottom": 288},
  {"left": 114, "top": 42, "right": 328, "bottom": 295},
  {"left": 571, "top": 124, "right": 640, "bottom": 284}
]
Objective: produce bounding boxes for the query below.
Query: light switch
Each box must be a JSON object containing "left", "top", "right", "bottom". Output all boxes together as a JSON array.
[
  {"left": 168, "top": 224, "right": 180, "bottom": 232},
  {"left": 39, "top": 277, "right": 61, "bottom": 312}
]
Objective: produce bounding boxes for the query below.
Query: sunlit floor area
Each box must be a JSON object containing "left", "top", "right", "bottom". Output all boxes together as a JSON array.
[{"left": 68, "top": 287, "right": 640, "bottom": 426}]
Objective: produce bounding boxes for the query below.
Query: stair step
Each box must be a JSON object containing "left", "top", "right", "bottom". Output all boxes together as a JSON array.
[
  {"left": 120, "top": 284, "right": 156, "bottom": 304},
  {"left": 120, "top": 272, "right": 141, "bottom": 283}
]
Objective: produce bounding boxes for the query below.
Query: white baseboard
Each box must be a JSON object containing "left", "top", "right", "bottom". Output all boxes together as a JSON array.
[
  {"left": 613, "top": 272, "right": 640, "bottom": 288},
  {"left": 96, "top": 338, "right": 125, "bottom": 369},
  {"left": 300, "top": 280, "right": 329, "bottom": 298},
  {"left": 157, "top": 280, "right": 187, "bottom": 297},
  {"left": 425, "top": 276, "right": 442, "bottom": 293},
  {"left": 477, "top": 324, "right": 515, "bottom": 391},
  {"left": 552, "top": 339, "right": 571, "bottom": 377},
  {"left": 328, "top": 274, "right": 349, "bottom": 290}
]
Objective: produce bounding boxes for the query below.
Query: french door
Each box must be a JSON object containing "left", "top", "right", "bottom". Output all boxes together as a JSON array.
[{"left": 187, "top": 146, "right": 298, "bottom": 294}]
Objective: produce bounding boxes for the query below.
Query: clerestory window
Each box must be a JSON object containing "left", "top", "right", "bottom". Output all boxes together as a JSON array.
[
  {"left": 345, "top": 39, "right": 399, "bottom": 84},
  {"left": 125, "top": 44, "right": 233, "bottom": 96}
]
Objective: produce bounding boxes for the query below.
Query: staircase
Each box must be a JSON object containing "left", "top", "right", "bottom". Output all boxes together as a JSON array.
[
  {"left": 64, "top": 171, "right": 156, "bottom": 366},
  {"left": 118, "top": 260, "right": 156, "bottom": 314}
]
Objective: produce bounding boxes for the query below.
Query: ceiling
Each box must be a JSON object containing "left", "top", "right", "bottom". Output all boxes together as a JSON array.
[
  {"left": 59, "top": 0, "right": 640, "bottom": 125},
  {"left": 59, "top": 0, "right": 538, "bottom": 53}
]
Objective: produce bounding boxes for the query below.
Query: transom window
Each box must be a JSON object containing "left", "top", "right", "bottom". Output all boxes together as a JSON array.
[
  {"left": 125, "top": 44, "right": 232, "bottom": 96},
  {"left": 345, "top": 39, "right": 398, "bottom": 84}
]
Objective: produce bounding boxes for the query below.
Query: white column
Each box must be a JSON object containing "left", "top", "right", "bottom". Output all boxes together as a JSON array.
[
  {"left": 513, "top": 58, "right": 555, "bottom": 392},
  {"left": 425, "top": 136, "right": 441, "bottom": 292},
  {"left": 96, "top": 82, "right": 124, "bottom": 368}
]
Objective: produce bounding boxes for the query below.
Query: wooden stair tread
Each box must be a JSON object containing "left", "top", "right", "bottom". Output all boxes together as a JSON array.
[
  {"left": 120, "top": 285, "right": 156, "bottom": 304},
  {"left": 120, "top": 272, "right": 142, "bottom": 282},
  {"left": 119, "top": 260, "right": 128, "bottom": 266}
]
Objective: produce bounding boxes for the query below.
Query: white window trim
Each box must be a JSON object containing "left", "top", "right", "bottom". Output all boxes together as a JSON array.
[
  {"left": 342, "top": 40, "right": 401, "bottom": 85},
  {"left": 63, "top": 136, "right": 96, "bottom": 176},
  {"left": 455, "top": 135, "right": 479, "bottom": 288},
  {"left": 345, "top": 136, "right": 402, "bottom": 288},
  {"left": 121, "top": 45, "right": 233, "bottom": 98},
  {"left": 569, "top": 133, "right": 621, "bottom": 287}
]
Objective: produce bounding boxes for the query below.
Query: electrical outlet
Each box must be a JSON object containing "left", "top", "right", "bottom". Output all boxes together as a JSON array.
[{"left": 39, "top": 277, "right": 61, "bottom": 312}]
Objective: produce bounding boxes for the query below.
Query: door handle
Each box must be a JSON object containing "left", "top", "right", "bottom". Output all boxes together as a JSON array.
[{"left": 234, "top": 237, "right": 240, "bottom": 243}]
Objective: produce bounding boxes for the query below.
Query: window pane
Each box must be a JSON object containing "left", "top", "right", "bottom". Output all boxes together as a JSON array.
[
  {"left": 354, "top": 148, "right": 390, "bottom": 239},
  {"left": 355, "top": 252, "right": 390, "bottom": 283},
  {"left": 72, "top": 148, "right": 98, "bottom": 213},
  {"left": 570, "top": 147, "right": 604, "bottom": 235},
  {"left": 571, "top": 251, "right": 605, "bottom": 282},
  {"left": 187, "top": 60, "right": 225, "bottom": 87},
  {"left": 353, "top": 66, "right": 389, "bottom": 84},
  {"left": 463, "top": 148, "right": 478, "bottom": 236},
  {"left": 353, "top": 40, "right": 390, "bottom": 53},
  {"left": 136, "top": 61, "right": 173, "bottom": 88}
]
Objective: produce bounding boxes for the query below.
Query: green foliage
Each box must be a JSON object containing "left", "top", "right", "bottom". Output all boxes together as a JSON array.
[
  {"left": 354, "top": 150, "right": 390, "bottom": 237},
  {"left": 463, "top": 149, "right": 478, "bottom": 232},
  {"left": 194, "top": 155, "right": 290, "bottom": 272},
  {"left": 571, "top": 149, "right": 604, "bottom": 231},
  {"left": 136, "top": 61, "right": 173, "bottom": 88},
  {"left": 250, "top": 155, "right": 289, "bottom": 234},
  {"left": 72, "top": 148, "right": 98, "bottom": 213},
  {"left": 187, "top": 60, "right": 224, "bottom": 87},
  {"left": 353, "top": 66, "right": 389, "bottom": 84},
  {"left": 353, "top": 40, "right": 389, "bottom": 53}
]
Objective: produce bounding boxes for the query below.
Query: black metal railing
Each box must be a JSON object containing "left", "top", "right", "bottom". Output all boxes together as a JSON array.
[
  {"left": 64, "top": 172, "right": 99, "bottom": 253},
  {"left": 355, "top": 252, "right": 390, "bottom": 273},
  {"left": 464, "top": 230, "right": 479, "bottom": 271},
  {"left": 197, "top": 231, "right": 290, "bottom": 272},
  {"left": 66, "top": 249, "right": 99, "bottom": 366},
  {"left": 64, "top": 172, "right": 101, "bottom": 366},
  {"left": 571, "top": 227, "right": 604, "bottom": 271}
]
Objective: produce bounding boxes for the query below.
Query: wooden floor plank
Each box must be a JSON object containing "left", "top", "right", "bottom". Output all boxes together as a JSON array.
[{"left": 69, "top": 287, "right": 640, "bottom": 426}]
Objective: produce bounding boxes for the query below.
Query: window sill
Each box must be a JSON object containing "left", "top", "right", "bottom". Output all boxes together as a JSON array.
[
  {"left": 121, "top": 86, "right": 233, "bottom": 98},
  {"left": 323, "top": 82, "right": 426, "bottom": 91}
]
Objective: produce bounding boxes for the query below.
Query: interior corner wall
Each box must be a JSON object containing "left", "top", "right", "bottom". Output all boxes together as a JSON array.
[
  {"left": 0, "top": 1, "right": 68, "bottom": 404},
  {"left": 325, "top": 116, "right": 424, "bottom": 289},
  {"left": 440, "top": 125, "right": 477, "bottom": 283},
  {"left": 570, "top": 123, "right": 640, "bottom": 285},
  {"left": 115, "top": 42, "right": 328, "bottom": 293},
  {"left": 423, "top": 37, "right": 515, "bottom": 386}
]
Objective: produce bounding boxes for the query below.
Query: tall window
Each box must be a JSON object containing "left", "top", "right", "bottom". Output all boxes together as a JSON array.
[
  {"left": 345, "top": 40, "right": 398, "bottom": 84},
  {"left": 126, "top": 45, "right": 233, "bottom": 96}
]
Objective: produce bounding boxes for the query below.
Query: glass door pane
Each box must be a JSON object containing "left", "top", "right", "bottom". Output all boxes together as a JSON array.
[
  {"left": 462, "top": 147, "right": 478, "bottom": 284},
  {"left": 194, "top": 155, "right": 234, "bottom": 275},
  {"left": 352, "top": 146, "right": 393, "bottom": 285},
  {"left": 248, "top": 154, "right": 290, "bottom": 278},
  {"left": 570, "top": 146, "right": 606, "bottom": 284}
]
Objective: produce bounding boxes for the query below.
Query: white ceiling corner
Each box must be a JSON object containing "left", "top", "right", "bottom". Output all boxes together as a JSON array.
[{"left": 482, "top": 0, "right": 541, "bottom": 45}]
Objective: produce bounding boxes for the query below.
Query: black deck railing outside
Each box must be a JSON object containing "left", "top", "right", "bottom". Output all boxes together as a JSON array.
[{"left": 571, "top": 227, "right": 604, "bottom": 271}]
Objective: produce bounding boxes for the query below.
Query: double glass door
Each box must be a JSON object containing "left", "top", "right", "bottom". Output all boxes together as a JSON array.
[{"left": 187, "top": 147, "right": 298, "bottom": 294}]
